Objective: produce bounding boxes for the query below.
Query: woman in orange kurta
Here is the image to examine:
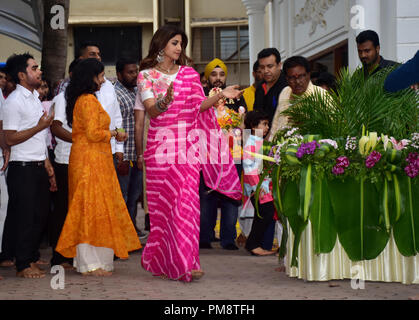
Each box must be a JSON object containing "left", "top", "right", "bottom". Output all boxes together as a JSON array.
[{"left": 56, "top": 59, "right": 141, "bottom": 276}]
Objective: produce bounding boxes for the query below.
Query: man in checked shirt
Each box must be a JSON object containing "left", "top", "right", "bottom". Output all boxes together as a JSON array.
[{"left": 114, "top": 57, "right": 148, "bottom": 240}]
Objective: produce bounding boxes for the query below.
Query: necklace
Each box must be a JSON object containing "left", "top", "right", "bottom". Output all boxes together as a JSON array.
[{"left": 156, "top": 62, "right": 176, "bottom": 74}]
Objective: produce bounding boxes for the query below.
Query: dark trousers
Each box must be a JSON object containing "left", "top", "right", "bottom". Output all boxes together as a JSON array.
[
  {"left": 245, "top": 198, "right": 275, "bottom": 251},
  {"left": 1, "top": 162, "right": 50, "bottom": 272},
  {"left": 49, "top": 162, "right": 72, "bottom": 266},
  {"left": 116, "top": 161, "right": 143, "bottom": 235},
  {"left": 199, "top": 164, "right": 242, "bottom": 247}
]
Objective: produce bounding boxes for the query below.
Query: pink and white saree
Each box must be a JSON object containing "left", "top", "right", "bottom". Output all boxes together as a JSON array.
[{"left": 140, "top": 66, "right": 241, "bottom": 281}]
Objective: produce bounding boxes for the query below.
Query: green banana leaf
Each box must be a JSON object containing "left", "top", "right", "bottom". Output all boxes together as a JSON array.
[
  {"left": 282, "top": 180, "right": 307, "bottom": 267},
  {"left": 271, "top": 166, "right": 288, "bottom": 259},
  {"left": 393, "top": 176, "right": 419, "bottom": 256},
  {"left": 328, "top": 177, "right": 389, "bottom": 261},
  {"left": 299, "top": 164, "right": 314, "bottom": 222},
  {"left": 309, "top": 177, "right": 337, "bottom": 254}
]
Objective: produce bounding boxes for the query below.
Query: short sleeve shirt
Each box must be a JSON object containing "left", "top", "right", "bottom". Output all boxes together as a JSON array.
[
  {"left": 3, "top": 84, "right": 48, "bottom": 162},
  {"left": 53, "top": 92, "right": 72, "bottom": 164}
]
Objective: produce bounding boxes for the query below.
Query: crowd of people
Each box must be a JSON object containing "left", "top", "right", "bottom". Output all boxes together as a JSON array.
[{"left": 0, "top": 25, "right": 417, "bottom": 282}]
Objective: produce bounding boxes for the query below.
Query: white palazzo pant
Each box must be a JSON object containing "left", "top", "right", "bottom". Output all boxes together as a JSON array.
[{"left": 74, "top": 243, "right": 114, "bottom": 273}]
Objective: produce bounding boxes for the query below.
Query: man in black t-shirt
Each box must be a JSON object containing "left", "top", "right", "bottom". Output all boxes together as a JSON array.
[{"left": 253, "top": 48, "right": 288, "bottom": 125}]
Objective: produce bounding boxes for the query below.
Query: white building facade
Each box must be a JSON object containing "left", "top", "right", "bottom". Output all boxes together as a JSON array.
[{"left": 242, "top": 0, "right": 419, "bottom": 79}]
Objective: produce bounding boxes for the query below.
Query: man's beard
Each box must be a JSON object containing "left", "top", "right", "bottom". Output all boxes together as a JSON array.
[
  {"left": 209, "top": 81, "right": 226, "bottom": 89},
  {"left": 362, "top": 53, "right": 379, "bottom": 67}
]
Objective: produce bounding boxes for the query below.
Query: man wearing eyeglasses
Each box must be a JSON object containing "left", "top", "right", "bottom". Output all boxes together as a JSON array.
[{"left": 268, "top": 56, "right": 328, "bottom": 141}]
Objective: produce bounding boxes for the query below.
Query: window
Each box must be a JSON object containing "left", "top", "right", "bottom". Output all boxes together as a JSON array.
[
  {"left": 196, "top": 26, "right": 248, "bottom": 63},
  {"left": 73, "top": 26, "right": 142, "bottom": 65},
  {"left": 192, "top": 25, "right": 249, "bottom": 86}
]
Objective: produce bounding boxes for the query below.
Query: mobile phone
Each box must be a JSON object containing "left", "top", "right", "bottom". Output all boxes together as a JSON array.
[{"left": 48, "top": 102, "right": 55, "bottom": 117}]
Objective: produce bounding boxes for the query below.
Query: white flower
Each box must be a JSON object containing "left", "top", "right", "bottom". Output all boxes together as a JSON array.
[{"left": 319, "top": 139, "right": 338, "bottom": 149}]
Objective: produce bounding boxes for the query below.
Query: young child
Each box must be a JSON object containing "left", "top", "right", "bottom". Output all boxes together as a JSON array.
[{"left": 242, "top": 111, "right": 276, "bottom": 256}]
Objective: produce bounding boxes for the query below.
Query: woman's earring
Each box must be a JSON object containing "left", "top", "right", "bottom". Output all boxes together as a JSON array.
[{"left": 156, "top": 50, "right": 165, "bottom": 63}]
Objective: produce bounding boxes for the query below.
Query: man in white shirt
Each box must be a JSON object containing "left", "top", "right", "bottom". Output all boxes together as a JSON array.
[
  {"left": 48, "top": 59, "right": 79, "bottom": 268},
  {"left": 1, "top": 53, "right": 55, "bottom": 279}
]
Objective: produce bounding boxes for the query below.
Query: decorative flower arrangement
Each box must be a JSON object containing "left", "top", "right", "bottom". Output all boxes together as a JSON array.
[
  {"left": 251, "top": 125, "right": 419, "bottom": 268},
  {"left": 208, "top": 87, "right": 244, "bottom": 131},
  {"left": 208, "top": 87, "right": 245, "bottom": 160},
  {"left": 249, "top": 67, "right": 419, "bottom": 268}
]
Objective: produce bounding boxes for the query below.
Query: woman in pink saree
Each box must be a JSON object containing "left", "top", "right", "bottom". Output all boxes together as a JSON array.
[{"left": 137, "top": 25, "right": 242, "bottom": 282}]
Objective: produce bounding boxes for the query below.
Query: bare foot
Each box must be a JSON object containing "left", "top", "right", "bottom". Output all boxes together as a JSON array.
[
  {"left": 35, "top": 259, "right": 49, "bottom": 266},
  {"left": 30, "top": 263, "right": 46, "bottom": 274},
  {"left": 250, "top": 247, "right": 276, "bottom": 256},
  {"left": 82, "top": 268, "right": 112, "bottom": 277},
  {"left": 16, "top": 266, "right": 45, "bottom": 279},
  {"left": 191, "top": 269, "right": 205, "bottom": 280},
  {"left": 60, "top": 262, "right": 75, "bottom": 270},
  {"left": 236, "top": 234, "right": 247, "bottom": 247},
  {"left": 0, "top": 260, "right": 14, "bottom": 267}
]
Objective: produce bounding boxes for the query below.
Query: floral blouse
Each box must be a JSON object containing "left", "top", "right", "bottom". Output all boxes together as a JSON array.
[{"left": 136, "top": 68, "right": 178, "bottom": 109}]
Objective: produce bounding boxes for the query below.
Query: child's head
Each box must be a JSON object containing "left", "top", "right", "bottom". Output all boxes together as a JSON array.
[{"left": 244, "top": 111, "right": 270, "bottom": 137}]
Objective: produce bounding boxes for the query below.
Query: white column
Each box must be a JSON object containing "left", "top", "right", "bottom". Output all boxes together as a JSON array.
[
  {"left": 153, "top": 0, "right": 159, "bottom": 33},
  {"left": 348, "top": 0, "right": 382, "bottom": 71},
  {"left": 185, "top": 0, "right": 192, "bottom": 58},
  {"left": 242, "top": 0, "right": 270, "bottom": 81}
]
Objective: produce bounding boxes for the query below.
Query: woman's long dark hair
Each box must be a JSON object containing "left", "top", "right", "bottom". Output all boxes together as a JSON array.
[
  {"left": 65, "top": 58, "right": 104, "bottom": 127},
  {"left": 139, "top": 24, "right": 192, "bottom": 71}
]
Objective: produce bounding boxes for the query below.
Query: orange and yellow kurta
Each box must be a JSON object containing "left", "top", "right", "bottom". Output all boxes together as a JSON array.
[{"left": 56, "top": 94, "right": 141, "bottom": 259}]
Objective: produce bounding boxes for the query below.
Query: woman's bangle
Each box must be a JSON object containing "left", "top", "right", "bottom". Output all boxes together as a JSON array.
[{"left": 155, "top": 98, "right": 168, "bottom": 113}]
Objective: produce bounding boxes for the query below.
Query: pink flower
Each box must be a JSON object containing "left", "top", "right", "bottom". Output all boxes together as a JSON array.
[
  {"left": 148, "top": 69, "right": 162, "bottom": 80},
  {"left": 405, "top": 165, "right": 418, "bottom": 178},
  {"left": 332, "top": 166, "right": 345, "bottom": 175},
  {"left": 391, "top": 137, "right": 409, "bottom": 151},
  {"left": 336, "top": 156, "right": 350, "bottom": 168},
  {"left": 366, "top": 151, "right": 382, "bottom": 168}
]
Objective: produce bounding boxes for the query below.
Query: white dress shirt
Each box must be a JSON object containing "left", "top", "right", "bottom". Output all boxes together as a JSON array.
[
  {"left": 3, "top": 84, "right": 48, "bottom": 162},
  {"left": 0, "top": 88, "right": 5, "bottom": 121},
  {"left": 96, "top": 78, "right": 124, "bottom": 154},
  {"left": 53, "top": 92, "right": 72, "bottom": 164}
]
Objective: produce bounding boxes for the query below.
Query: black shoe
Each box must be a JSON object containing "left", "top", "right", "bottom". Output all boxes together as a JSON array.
[
  {"left": 223, "top": 243, "right": 239, "bottom": 250},
  {"left": 144, "top": 214, "right": 150, "bottom": 231},
  {"left": 199, "top": 242, "right": 213, "bottom": 249}
]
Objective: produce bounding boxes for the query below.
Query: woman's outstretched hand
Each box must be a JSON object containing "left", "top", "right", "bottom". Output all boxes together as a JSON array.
[{"left": 222, "top": 85, "right": 243, "bottom": 100}]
